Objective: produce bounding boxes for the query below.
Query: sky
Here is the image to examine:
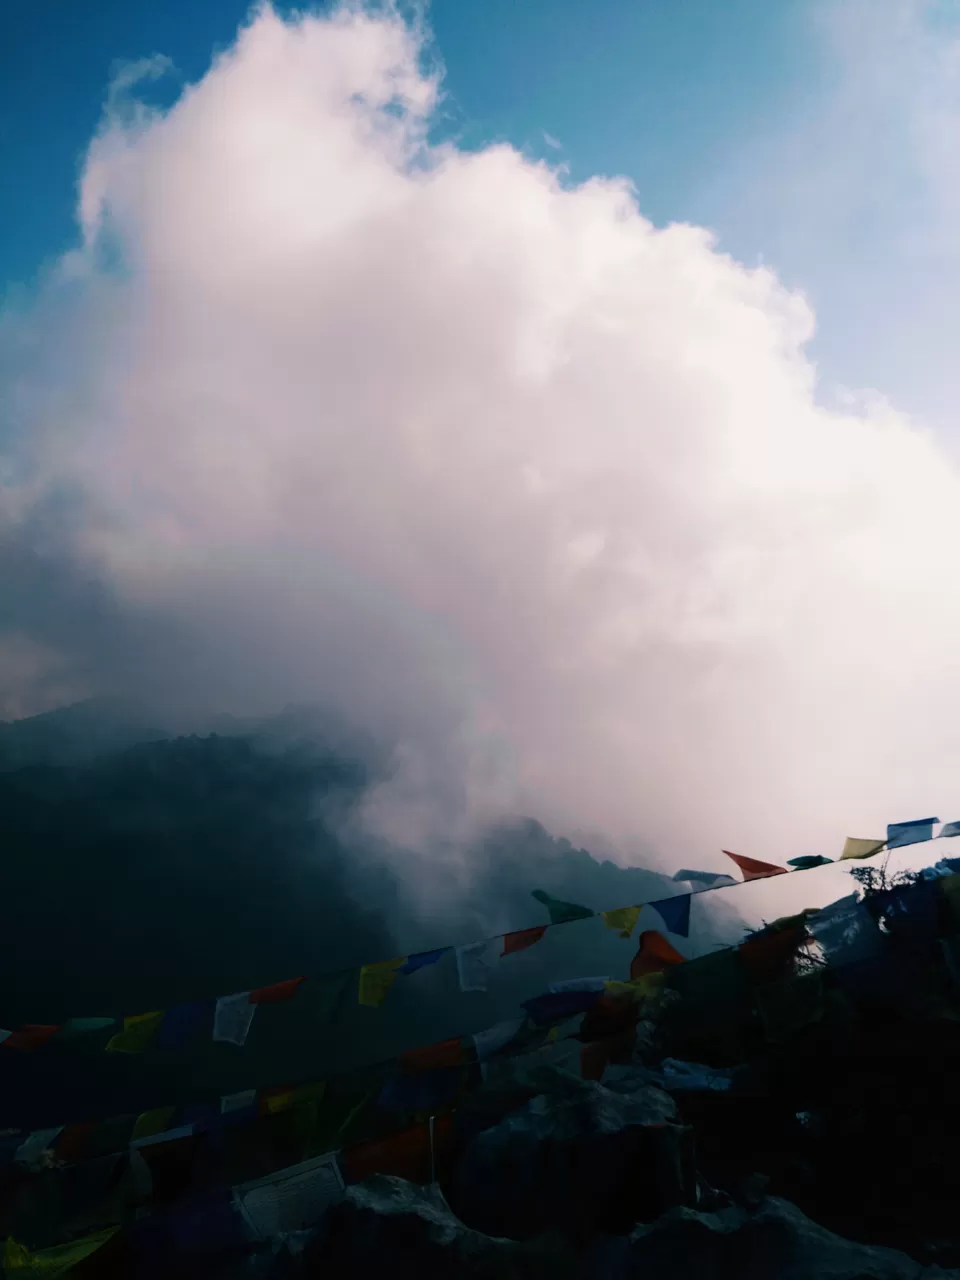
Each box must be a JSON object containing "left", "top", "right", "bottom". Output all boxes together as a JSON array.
[{"left": 3, "top": 0, "right": 960, "bottom": 889}]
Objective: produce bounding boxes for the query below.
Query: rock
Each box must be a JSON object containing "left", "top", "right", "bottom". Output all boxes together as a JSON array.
[
  {"left": 448, "top": 1078, "right": 692, "bottom": 1244},
  {"left": 602, "top": 1195, "right": 960, "bottom": 1280},
  {"left": 308, "top": 1174, "right": 573, "bottom": 1279}
]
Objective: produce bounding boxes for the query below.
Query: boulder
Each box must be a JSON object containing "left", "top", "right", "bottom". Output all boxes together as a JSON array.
[
  {"left": 586, "top": 1195, "right": 960, "bottom": 1280},
  {"left": 448, "top": 1077, "right": 691, "bottom": 1244},
  {"left": 308, "top": 1174, "right": 573, "bottom": 1279}
]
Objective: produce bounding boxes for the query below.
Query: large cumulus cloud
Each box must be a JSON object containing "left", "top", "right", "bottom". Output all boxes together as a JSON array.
[{"left": 2, "top": 1, "right": 960, "bottom": 874}]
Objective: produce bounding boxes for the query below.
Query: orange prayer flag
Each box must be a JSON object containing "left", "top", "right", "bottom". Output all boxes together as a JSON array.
[
  {"left": 501, "top": 926, "right": 547, "bottom": 956},
  {"left": 630, "top": 931, "right": 686, "bottom": 980},
  {"left": 249, "top": 977, "right": 306, "bottom": 1004},
  {"left": 722, "top": 850, "right": 788, "bottom": 882}
]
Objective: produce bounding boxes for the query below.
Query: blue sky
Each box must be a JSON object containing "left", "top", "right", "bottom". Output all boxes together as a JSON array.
[
  {"left": 4, "top": 0, "right": 960, "bottom": 437},
  {"left": 2, "top": 0, "right": 810, "bottom": 290}
]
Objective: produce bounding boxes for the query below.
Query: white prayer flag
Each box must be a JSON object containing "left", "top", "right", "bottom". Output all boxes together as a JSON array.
[{"left": 214, "top": 992, "right": 257, "bottom": 1046}]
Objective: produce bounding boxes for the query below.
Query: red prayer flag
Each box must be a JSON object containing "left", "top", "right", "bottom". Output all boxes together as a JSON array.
[
  {"left": 630, "top": 931, "right": 686, "bottom": 980},
  {"left": 723, "top": 850, "right": 788, "bottom": 882},
  {"left": 249, "top": 977, "right": 306, "bottom": 1004},
  {"left": 55, "top": 1123, "right": 97, "bottom": 1164},
  {"left": 739, "top": 925, "right": 806, "bottom": 983},
  {"left": 501, "top": 926, "right": 547, "bottom": 956},
  {"left": 400, "top": 1037, "right": 466, "bottom": 1073},
  {"left": 341, "top": 1115, "right": 455, "bottom": 1185},
  {"left": 2, "top": 1024, "right": 61, "bottom": 1051}
]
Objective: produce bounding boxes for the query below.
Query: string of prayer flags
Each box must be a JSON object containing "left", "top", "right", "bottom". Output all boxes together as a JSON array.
[
  {"left": 886, "top": 817, "right": 939, "bottom": 850},
  {"left": 358, "top": 958, "right": 406, "bottom": 1008},
  {"left": 213, "top": 993, "right": 257, "bottom": 1047},
  {"left": 840, "top": 837, "right": 886, "bottom": 861},
  {"left": 106, "top": 1011, "right": 165, "bottom": 1054},
  {"left": 722, "top": 851, "right": 788, "bottom": 882},
  {"left": 530, "top": 889, "right": 594, "bottom": 925},
  {"left": 502, "top": 925, "right": 547, "bottom": 956},
  {"left": 601, "top": 905, "right": 642, "bottom": 938},
  {"left": 787, "top": 855, "right": 833, "bottom": 870},
  {"left": 650, "top": 894, "right": 692, "bottom": 937},
  {"left": 672, "top": 869, "right": 736, "bottom": 888},
  {"left": 398, "top": 949, "right": 451, "bottom": 975},
  {"left": 630, "top": 931, "right": 686, "bottom": 980},
  {"left": 941, "top": 821, "right": 960, "bottom": 839},
  {"left": 455, "top": 942, "right": 491, "bottom": 992},
  {"left": 4, "top": 1226, "right": 119, "bottom": 1275}
]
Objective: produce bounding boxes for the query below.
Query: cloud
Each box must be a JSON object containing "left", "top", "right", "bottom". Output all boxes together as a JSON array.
[{"left": 2, "top": 2, "right": 960, "bottom": 876}]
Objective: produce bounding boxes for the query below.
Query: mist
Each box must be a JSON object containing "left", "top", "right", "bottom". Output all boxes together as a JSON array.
[{"left": 2, "top": 1, "right": 960, "bottom": 881}]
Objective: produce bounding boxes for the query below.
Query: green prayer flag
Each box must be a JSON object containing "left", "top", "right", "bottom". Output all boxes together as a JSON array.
[
  {"left": 601, "top": 906, "right": 642, "bottom": 938},
  {"left": 531, "top": 889, "right": 594, "bottom": 925}
]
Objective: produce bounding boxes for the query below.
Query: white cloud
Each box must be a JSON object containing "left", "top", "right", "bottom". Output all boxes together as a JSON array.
[{"left": 3, "top": 2, "right": 960, "bottom": 881}]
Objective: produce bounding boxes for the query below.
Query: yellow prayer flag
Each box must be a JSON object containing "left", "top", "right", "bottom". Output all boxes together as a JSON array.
[
  {"left": 604, "top": 973, "right": 666, "bottom": 1003},
  {"left": 131, "top": 1106, "right": 178, "bottom": 1142},
  {"left": 601, "top": 906, "right": 642, "bottom": 939},
  {"left": 4, "top": 1226, "right": 118, "bottom": 1275},
  {"left": 840, "top": 837, "right": 886, "bottom": 861},
  {"left": 265, "top": 1080, "right": 327, "bottom": 1115},
  {"left": 358, "top": 958, "right": 406, "bottom": 1008},
  {"left": 105, "top": 1010, "right": 164, "bottom": 1053}
]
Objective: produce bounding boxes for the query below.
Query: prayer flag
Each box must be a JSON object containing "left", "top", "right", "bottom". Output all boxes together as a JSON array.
[
  {"left": 840, "top": 837, "right": 886, "bottom": 860},
  {"left": 221, "top": 1089, "right": 258, "bottom": 1116},
  {"left": 630, "top": 931, "right": 686, "bottom": 979},
  {"left": 106, "top": 1011, "right": 164, "bottom": 1054},
  {"left": 523, "top": 989, "right": 603, "bottom": 1025},
  {"left": 650, "top": 894, "right": 692, "bottom": 937},
  {"left": 359, "top": 958, "right": 406, "bottom": 1008},
  {"left": 672, "top": 869, "right": 737, "bottom": 888},
  {"left": 250, "top": 977, "right": 305, "bottom": 1004},
  {"left": 530, "top": 889, "right": 594, "bottom": 924},
  {"left": 400, "top": 1038, "right": 466, "bottom": 1072},
  {"left": 601, "top": 905, "right": 642, "bottom": 938},
  {"left": 722, "top": 851, "right": 788, "bottom": 881},
  {"left": 1, "top": 1024, "right": 61, "bottom": 1052},
  {"left": 455, "top": 941, "right": 491, "bottom": 992},
  {"left": 886, "top": 817, "right": 939, "bottom": 850},
  {"left": 398, "top": 949, "right": 451, "bottom": 975},
  {"left": 14, "top": 1129, "right": 65, "bottom": 1169},
  {"left": 502, "top": 925, "right": 547, "bottom": 956},
  {"left": 261, "top": 1080, "right": 327, "bottom": 1116},
  {"left": 213, "top": 992, "right": 257, "bottom": 1046},
  {"left": 787, "top": 855, "right": 833, "bottom": 870},
  {"left": 4, "top": 1226, "right": 119, "bottom": 1275},
  {"left": 157, "top": 1001, "right": 213, "bottom": 1050},
  {"left": 472, "top": 1018, "right": 526, "bottom": 1060},
  {"left": 60, "top": 1017, "right": 116, "bottom": 1037},
  {"left": 604, "top": 973, "right": 666, "bottom": 1003},
  {"left": 548, "top": 976, "right": 609, "bottom": 993},
  {"left": 131, "top": 1107, "right": 178, "bottom": 1143},
  {"left": 941, "top": 821, "right": 960, "bottom": 839}
]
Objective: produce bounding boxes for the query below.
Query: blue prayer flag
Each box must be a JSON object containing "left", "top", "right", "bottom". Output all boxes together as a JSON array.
[
  {"left": 398, "top": 949, "right": 451, "bottom": 975},
  {"left": 649, "top": 895, "right": 692, "bottom": 937},
  {"left": 886, "top": 818, "right": 939, "bottom": 849},
  {"left": 157, "top": 1001, "right": 215, "bottom": 1051},
  {"left": 940, "top": 821, "right": 960, "bottom": 839}
]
